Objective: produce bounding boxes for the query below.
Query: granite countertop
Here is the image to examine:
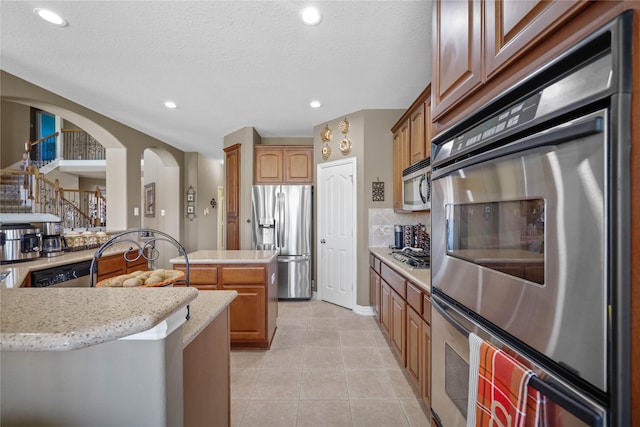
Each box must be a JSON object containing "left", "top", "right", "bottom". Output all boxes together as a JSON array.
[
  {"left": 369, "top": 247, "right": 431, "bottom": 293},
  {"left": 0, "top": 242, "right": 140, "bottom": 289},
  {"left": 170, "top": 249, "right": 277, "bottom": 265},
  {"left": 0, "top": 287, "right": 199, "bottom": 352},
  {"left": 182, "top": 290, "right": 237, "bottom": 348}
]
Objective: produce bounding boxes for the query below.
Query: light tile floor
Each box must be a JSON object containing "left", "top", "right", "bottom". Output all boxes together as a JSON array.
[{"left": 231, "top": 299, "right": 431, "bottom": 427}]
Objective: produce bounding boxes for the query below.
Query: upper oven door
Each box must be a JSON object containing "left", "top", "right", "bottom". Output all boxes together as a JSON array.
[{"left": 431, "top": 109, "right": 608, "bottom": 392}]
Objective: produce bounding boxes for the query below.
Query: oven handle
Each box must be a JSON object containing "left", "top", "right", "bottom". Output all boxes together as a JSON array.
[
  {"left": 432, "top": 116, "right": 603, "bottom": 179},
  {"left": 432, "top": 294, "right": 604, "bottom": 427}
]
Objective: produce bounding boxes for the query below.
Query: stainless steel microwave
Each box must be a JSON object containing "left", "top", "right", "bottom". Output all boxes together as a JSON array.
[{"left": 402, "top": 158, "right": 431, "bottom": 211}]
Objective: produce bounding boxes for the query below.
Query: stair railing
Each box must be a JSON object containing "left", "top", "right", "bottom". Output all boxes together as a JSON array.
[
  {"left": 25, "top": 132, "right": 59, "bottom": 169},
  {"left": 0, "top": 166, "right": 107, "bottom": 228}
]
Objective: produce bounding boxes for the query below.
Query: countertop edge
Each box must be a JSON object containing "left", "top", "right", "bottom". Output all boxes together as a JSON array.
[
  {"left": 0, "top": 287, "right": 199, "bottom": 352},
  {"left": 369, "top": 247, "right": 431, "bottom": 294},
  {"left": 169, "top": 250, "right": 278, "bottom": 265},
  {"left": 182, "top": 290, "right": 238, "bottom": 348}
]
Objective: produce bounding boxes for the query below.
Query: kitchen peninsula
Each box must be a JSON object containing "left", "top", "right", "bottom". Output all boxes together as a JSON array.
[
  {"left": 0, "top": 286, "right": 237, "bottom": 426},
  {"left": 170, "top": 249, "right": 278, "bottom": 349}
]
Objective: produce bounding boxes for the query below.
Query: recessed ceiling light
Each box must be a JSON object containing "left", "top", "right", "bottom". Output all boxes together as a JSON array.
[
  {"left": 164, "top": 101, "right": 177, "bottom": 109},
  {"left": 310, "top": 100, "right": 321, "bottom": 108},
  {"left": 33, "top": 8, "right": 67, "bottom": 27},
  {"left": 300, "top": 7, "right": 322, "bottom": 26}
]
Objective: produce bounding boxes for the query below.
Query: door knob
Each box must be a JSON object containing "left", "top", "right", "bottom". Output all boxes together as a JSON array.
[{"left": 320, "top": 239, "right": 326, "bottom": 244}]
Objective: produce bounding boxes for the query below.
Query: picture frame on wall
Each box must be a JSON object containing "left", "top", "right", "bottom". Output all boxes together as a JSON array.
[
  {"left": 187, "top": 206, "right": 195, "bottom": 214},
  {"left": 144, "top": 183, "right": 155, "bottom": 217}
]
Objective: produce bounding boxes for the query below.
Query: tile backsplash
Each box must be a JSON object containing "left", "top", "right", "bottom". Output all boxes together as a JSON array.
[{"left": 368, "top": 208, "right": 430, "bottom": 248}]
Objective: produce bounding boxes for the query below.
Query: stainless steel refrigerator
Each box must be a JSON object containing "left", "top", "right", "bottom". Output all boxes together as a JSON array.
[{"left": 251, "top": 185, "right": 312, "bottom": 299}]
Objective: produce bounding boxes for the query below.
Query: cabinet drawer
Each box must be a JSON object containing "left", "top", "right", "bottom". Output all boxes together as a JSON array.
[
  {"left": 189, "top": 266, "right": 218, "bottom": 285},
  {"left": 97, "top": 255, "right": 125, "bottom": 276},
  {"left": 374, "top": 257, "right": 381, "bottom": 273},
  {"left": 423, "top": 294, "right": 431, "bottom": 324},
  {"left": 380, "top": 263, "right": 406, "bottom": 298},
  {"left": 222, "top": 267, "right": 265, "bottom": 284},
  {"left": 407, "top": 282, "right": 423, "bottom": 314}
]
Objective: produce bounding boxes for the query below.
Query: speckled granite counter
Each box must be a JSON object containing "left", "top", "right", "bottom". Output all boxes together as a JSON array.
[
  {"left": 170, "top": 249, "right": 277, "bottom": 265},
  {"left": 182, "top": 290, "right": 237, "bottom": 348},
  {"left": 0, "top": 287, "right": 198, "bottom": 351},
  {"left": 0, "top": 242, "right": 139, "bottom": 289},
  {"left": 369, "top": 247, "right": 431, "bottom": 293}
]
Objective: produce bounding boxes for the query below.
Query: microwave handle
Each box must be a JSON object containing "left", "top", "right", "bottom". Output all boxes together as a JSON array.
[{"left": 418, "top": 175, "right": 427, "bottom": 203}]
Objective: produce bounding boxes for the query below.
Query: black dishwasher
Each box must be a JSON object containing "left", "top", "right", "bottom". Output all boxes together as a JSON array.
[{"left": 31, "top": 260, "right": 92, "bottom": 287}]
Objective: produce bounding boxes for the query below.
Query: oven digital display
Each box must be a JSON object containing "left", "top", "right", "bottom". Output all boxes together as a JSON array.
[{"left": 445, "top": 199, "right": 545, "bottom": 284}]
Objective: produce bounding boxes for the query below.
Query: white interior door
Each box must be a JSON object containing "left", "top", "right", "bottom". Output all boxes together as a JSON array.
[{"left": 317, "top": 157, "right": 356, "bottom": 309}]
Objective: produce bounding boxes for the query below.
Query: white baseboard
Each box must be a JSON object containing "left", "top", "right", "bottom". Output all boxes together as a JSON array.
[
  {"left": 353, "top": 304, "right": 375, "bottom": 316},
  {"left": 311, "top": 292, "right": 373, "bottom": 316}
]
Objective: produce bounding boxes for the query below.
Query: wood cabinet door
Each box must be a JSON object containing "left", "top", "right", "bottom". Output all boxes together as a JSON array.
[
  {"left": 222, "top": 284, "right": 266, "bottom": 342},
  {"left": 406, "top": 306, "right": 422, "bottom": 388},
  {"left": 284, "top": 148, "right": 313, "bottom": 183},
  {"left": 432, "top": 0, "right": 482, "bottom": 120},
  {"left": 421, "top": 318, "right": 431, "bottom": 408},
  {"left": 485, "top": 0, "right": 589, "bottom": 79},
  {"left": 380, "top": 280, "right": 392, "bottom": 336},
  {"left": 409, "top": 102, "right": 426, "bottom": 165},
  {"left": 393, "top": 131, "right": 404, "bottom": 212},
  {"left": 393, "top": 121, "right": 410, "bottom": 213},
  {"left": 255, "top": 148, "right": 283, "bottom": 183},
  {"left": 390, "top": 288, "right": 407, "bottom": 366},
  {"left": 226, "top": 217, "right": 240, "bottom": 250},
  {"left": 96, "top": 253, "right": 125, "bottom": 282},
  {"left": 224, "top": 144, "right": 241, "bottom": 249},
  {"left": 425, "top": 98, "right": 432, "bottom": 159},
  {"left": 370, "top": 268, "right": 381, "bottom": 322}
]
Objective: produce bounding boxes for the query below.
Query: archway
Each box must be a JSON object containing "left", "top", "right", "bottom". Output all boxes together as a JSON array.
[
  {"left": 3, "top": 97, "right": 129, "bottom": 231},
  {"left": 141, "top": 147, "right": 181, "bottom": 268}
]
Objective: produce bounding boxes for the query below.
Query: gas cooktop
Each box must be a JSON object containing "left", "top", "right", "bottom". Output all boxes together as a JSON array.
[{"left": 390, "top": 248, "right": 430, "bottom": 269}]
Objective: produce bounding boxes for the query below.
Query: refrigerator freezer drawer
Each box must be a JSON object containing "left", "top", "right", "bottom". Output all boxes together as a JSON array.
[{"left": 278, "top": 255, "right": 311, "bottom": 299}]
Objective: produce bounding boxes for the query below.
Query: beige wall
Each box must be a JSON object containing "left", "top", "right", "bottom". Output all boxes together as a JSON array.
[
  {"left": 1, "top": 100, "right": 30, "bottom": 167},
  {"left": 181, "top": 152, "right": 224, "bottom": 253},
  {"left": 260, "top": 137, "right": 313, "bottom": 146},
  {"left": 1, "top": 71, "right": 185, "bottom": 237},
  {"left": 313, "top": 109, "right": 404, "bottom": 307}
]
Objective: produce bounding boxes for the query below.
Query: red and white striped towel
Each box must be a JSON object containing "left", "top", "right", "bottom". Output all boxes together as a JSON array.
[{"left": 467, "top": 333, "right": 544, "bottom": 427}]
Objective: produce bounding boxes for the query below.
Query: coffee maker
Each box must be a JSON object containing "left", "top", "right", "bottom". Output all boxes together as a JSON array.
[{"left": 39, "top": 221, "right": 67, "bottom": 257}]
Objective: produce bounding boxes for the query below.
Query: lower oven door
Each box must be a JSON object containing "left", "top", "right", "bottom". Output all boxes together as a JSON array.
[{"left": 431, "top": 292, "right": 607, "bottom": 427}]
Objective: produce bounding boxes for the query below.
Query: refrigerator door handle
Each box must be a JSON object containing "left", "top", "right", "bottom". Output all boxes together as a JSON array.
[
  {"left": 279, "top": 254, "right": 311, "bottom": 262},
  {"left": 277, "top": 192, "right": 285, "bottom": 248}
]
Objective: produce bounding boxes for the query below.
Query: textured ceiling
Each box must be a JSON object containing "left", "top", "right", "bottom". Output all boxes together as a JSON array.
[{"left": 1, "top": 1, "right": 432, "bottom": 161}]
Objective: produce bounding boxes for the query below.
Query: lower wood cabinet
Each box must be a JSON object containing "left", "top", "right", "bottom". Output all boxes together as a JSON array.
[
  {"left": 96, "top": 250, "right": 149, "bottom": 283},
  {"left": 370, "top": 252, "right": 431, "bottom": 412},
  {"left": 407, "top": 306, "right": 422, "bottom": 386},
  {"left": 421, "top": 316, "right": 432, "bottom": 408},
  {"left": 173, "top": 259, "right": 278, "bottom": 349},
  {"left": 380, "top": 280, "right": 392, "bottom": 336},
  {"left": 390, "top": 288, "right": 407, "bottom": 365}
]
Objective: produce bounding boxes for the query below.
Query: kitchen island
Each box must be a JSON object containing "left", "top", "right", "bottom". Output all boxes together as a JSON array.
[
  {"left": 0, "top": 286, "right": 237, "bottom": 426},
  {"left": 170, "top": 250, "right": 278, "bottom": 349}
]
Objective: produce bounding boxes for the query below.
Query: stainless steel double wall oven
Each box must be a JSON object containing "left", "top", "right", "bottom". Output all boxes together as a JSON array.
[{"left": 430, "top": 12, "right": 631, "bottom": 427}]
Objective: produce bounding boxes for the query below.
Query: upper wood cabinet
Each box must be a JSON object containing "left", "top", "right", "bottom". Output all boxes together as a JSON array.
[
  {"left": 254, "top": 145, "right": 313, "bottom": 184},
  {"left": 432, "top": 0, "right": 589, "bottom": 120},
  {"left": 392, "top": 86, "right": 431, "bottom": 213}
]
